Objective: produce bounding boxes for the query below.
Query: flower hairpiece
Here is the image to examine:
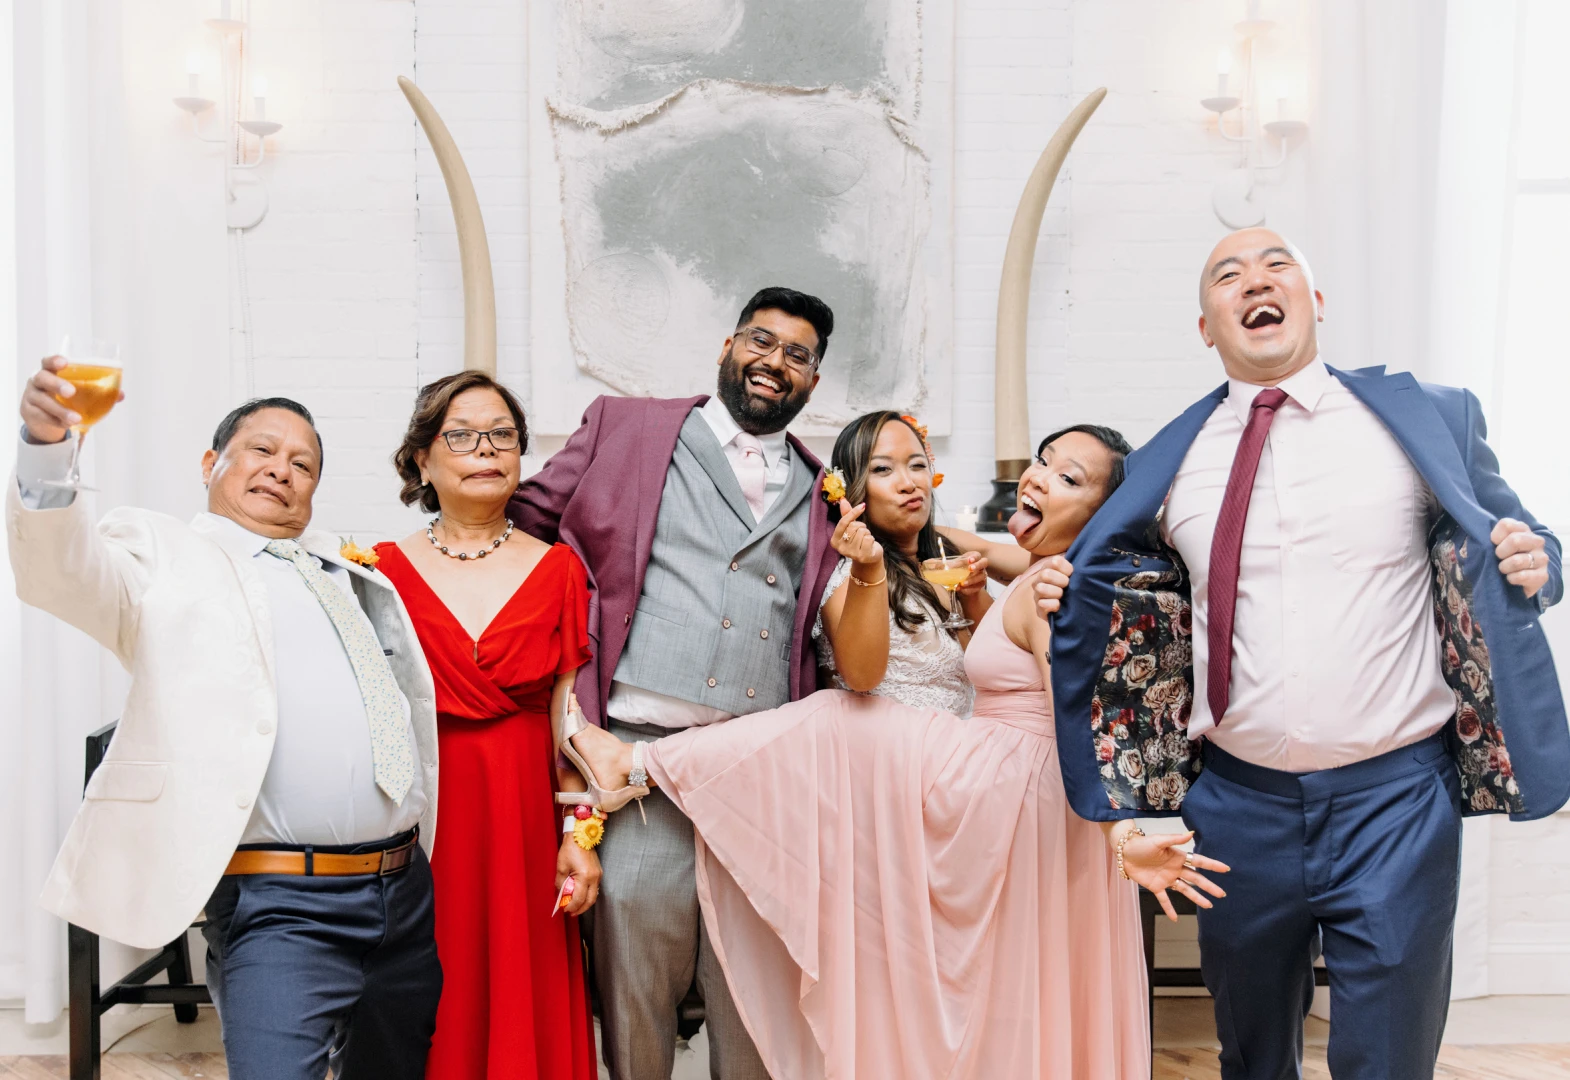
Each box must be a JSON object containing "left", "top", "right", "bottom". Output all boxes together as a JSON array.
[
  {"left": 821, "top": 466, "right": 848, "bottom": 505},
  {"left": 900, "top": 415, "right": 944, "bottom": 488},
  {"left": 340, "top": 537, "right": 380, "bottom": 571}
]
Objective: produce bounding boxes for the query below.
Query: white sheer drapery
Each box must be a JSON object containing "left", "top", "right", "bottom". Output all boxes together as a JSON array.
[{"left": 1308, "top": 0, "right": 1567, "bottom": 1002}]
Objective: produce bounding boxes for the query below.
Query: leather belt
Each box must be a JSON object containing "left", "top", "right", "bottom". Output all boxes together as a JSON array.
[{"left": 224, "top": 834, "right": 418, "bottom": 877}]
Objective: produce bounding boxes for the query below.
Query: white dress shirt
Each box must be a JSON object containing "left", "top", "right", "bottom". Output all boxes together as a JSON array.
[
  {"left": 1161, "top": 359, "right": 1456, "bottom": 772},
  {"left": 606, "top": 397, "right": 795, "bottom": 730},
  {"left": 17, "top": 434, "right": 427, "bottom": 844}
]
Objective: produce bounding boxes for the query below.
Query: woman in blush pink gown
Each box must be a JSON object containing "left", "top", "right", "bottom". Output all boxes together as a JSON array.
[{"left": 569, "top": 416, "right": 1229, "bottom": 1080}]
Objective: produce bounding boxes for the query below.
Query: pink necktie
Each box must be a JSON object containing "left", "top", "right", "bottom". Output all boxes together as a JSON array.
[
  {"left": 734, "top": 432, "right": 768, "bottom": 522},
  {"left": 1206, "top": 387, "right": 1289, "bottom": 726}
]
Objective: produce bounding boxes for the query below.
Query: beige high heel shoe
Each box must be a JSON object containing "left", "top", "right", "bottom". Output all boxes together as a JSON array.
[{"left": 554, "top": 698, "right": 650, "bottom": 817}]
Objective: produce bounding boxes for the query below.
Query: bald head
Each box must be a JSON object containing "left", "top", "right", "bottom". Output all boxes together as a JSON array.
[{"left": 1197, "top": 228, "right": 1324, "bottom": 386}]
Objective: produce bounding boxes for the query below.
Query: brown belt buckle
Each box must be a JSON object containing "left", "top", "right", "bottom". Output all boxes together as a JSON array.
[{"left": 379, "top": 837, "right": 416, "bottom": 876}]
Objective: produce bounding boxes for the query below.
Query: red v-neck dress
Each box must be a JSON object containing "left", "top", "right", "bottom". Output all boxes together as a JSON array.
[{"left": 375, "top": 541, "right": 597, "bottom": 1080}]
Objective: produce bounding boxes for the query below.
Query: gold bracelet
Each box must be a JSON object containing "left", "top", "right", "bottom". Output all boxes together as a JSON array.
[
  {"left": 849, "top": 570, "right": 887, "bottom": 587},
  {"left": 1115, "top": 825, "right": 1145, "bottom": 881}
]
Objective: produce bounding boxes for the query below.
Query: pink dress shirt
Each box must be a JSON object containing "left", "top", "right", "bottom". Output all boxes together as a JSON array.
[{"left": 1162, "top": 359, "right": 1457, "bottom": 772}]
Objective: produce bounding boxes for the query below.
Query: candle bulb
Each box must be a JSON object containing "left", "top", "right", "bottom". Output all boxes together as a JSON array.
[
  {"left": 185, "top": 53, "right": 201, "bottom": 96},
  {"left": 1216, "top": 48, "right": 1232, "bottom": 98},
  {"left": 252, "top": 75, "right": 268, "bottom": 122},
  {"left": 220, "top": 0, "right": 231, "bottom": 18},
  {"left": 1246, "top": 0, "right": 1264, "bottom": 20}
]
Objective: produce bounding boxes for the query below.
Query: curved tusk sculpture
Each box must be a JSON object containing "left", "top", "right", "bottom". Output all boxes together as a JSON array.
[
  {"left": 982, "top": 87, "right": 1107, "bottom": 528},
  {"left": 398, "top": 76, "right": 497, "bottom": 376}
]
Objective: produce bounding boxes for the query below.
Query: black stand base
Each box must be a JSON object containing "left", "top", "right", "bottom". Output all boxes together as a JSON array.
[{"left": 978, "top": 479, "right": 1019, "bottom": 532}]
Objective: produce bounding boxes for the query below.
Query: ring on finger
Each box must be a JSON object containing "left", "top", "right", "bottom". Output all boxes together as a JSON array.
[{"left": 1528, "top": 552, "right": 1536, "bottom": 570}]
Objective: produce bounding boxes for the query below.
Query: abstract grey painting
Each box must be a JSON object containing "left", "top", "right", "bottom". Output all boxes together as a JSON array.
[{"left": 530, "top": 0, "right": 952, "bottom": 434}]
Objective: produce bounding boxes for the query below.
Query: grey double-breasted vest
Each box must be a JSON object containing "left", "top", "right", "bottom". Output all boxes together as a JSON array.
[{"left": 611, "top": 409, "right": 816, "bottom": 715}]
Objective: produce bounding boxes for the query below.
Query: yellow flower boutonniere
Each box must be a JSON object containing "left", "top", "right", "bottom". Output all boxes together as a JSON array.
[
  {"left": 821, "top": 466, "right": 848, "bottom": 505},
  {"left": 340, "top": 538, "right": 380, "bottom": 571}
]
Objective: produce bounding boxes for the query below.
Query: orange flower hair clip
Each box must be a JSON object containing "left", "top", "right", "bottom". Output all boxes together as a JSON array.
[{"left": 900, "top": 414, "right": 944, "bottom": 488}]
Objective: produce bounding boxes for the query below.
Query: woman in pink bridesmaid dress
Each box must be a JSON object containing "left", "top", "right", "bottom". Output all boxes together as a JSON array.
[{"left": 568, "top": 413, "right": 1228, "bottom": 1080}]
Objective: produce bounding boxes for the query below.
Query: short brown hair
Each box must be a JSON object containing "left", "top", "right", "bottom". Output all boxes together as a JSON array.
[{"left": 392, "top": 371, "right": 530, "bottom": 513}]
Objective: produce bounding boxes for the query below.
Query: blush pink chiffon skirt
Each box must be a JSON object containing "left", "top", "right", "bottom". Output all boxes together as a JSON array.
[{"left": 645, "top": 687, "right": 1150, "bottom": 1079}]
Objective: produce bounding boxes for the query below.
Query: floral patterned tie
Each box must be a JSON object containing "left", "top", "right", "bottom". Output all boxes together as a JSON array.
[{"left": 264, "top": 539, "right": 414, "bottom": 804}]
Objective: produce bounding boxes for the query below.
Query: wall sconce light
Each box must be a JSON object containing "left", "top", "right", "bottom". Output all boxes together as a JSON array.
[
  {"left": 171, "top": 3, "right": 283, "bottom": 230},
  {"left": 1200, "top": 2, "right": 1309, "bottom": 228}
]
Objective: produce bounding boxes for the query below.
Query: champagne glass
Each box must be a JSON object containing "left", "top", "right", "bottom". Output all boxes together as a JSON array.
[
  {"left": 922, "top": 554, "right": 973, "bottom": 630},
  {"left": 40, "top": 336, "right": 122, "bottom": 492}
]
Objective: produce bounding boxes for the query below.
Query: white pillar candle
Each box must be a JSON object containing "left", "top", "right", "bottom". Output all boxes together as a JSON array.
[{"left": 252, "top": 75, "right": 268, "bottom": 121}]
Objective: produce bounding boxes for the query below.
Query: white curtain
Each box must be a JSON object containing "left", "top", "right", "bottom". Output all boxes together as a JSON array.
[
  {"left": 1309, "top": 0, "right": 1570, "bottom": 1002},
  {"left": 2, "top": 0, "right": 229, "bottom": 1021}
]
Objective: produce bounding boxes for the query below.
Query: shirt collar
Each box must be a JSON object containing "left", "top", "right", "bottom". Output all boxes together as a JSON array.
[
  {"left": 1224, "top": 357, "right": 1332, "bottom": 424},
  {"left": 700, "top": 395, "right": 789, "bottom": 470},
  {"left": 194, "top": 511, "right": 293, "bottom": 560}
]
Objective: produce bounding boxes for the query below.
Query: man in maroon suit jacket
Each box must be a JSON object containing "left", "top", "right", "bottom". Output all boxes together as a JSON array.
[{"left": 510, "top": 287, "right": 838, "bottom": 1079}]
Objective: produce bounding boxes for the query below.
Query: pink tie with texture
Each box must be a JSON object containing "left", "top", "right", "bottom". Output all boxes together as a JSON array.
[
  {"left": 734, "top": 432, "right": 768, "bottom": 522},
  {"left": 1206, "top": 386, "right": 1289, "bottom": 726}
]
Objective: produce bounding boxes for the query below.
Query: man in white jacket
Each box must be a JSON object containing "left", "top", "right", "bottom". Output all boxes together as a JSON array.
[{"left": 9, "top": 355, "right": 441, "bottom": 1080}]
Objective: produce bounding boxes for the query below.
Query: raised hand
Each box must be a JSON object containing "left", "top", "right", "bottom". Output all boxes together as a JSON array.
[
  {"left": 21, "top": 355, "right": 83, "bottom": 444},
  {"left": 1030, "top": 555, "right": 1074, "bottom": 620},
  {"left": 1492, "top": 518, "right": 1549, "bottom": 600},
  {"left": 833, "top": 498, "right": 884, "bottom": 571},
  {"left": 1121, "top": 829, "right": 1230, "bottom": 922}
]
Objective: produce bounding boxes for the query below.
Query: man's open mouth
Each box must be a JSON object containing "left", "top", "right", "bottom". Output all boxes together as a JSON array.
[
  {"left": 746, "top": 369, "right": 787, "bottom": 398},
  {"left": 1242, "top": 303, "right": 1284, "bottom": 329}
]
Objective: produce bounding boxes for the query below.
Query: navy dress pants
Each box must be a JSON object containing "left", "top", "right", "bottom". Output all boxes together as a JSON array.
[
  {"left": 201, "top": 832, "right": 442, "bottom": 1080},
  {"left": 1182, "top": 733, "right": 1463, "bottom": 1080}
]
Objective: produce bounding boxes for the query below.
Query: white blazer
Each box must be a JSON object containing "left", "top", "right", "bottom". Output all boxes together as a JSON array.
[{"left": 6, "top": 485, "right": 439, "bottom": 949}]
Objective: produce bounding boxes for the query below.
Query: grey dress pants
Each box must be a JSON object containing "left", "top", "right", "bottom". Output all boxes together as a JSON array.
[{"left": 587, "top": 719, "right": 770, "bottom": 1080}]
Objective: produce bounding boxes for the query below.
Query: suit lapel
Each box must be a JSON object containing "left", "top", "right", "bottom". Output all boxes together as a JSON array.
[
  {"left": 188, "top": 514, "right": 276, "bottom": 681},
  {"left": 679, "top": 410, "right": 759, "bottom": 528},
  {"left": 1331, "top": 366, "right": 1495, "bottom": 541},
  {"left": 1130, "top": 385, "right": 1229, "bottom": 527}
]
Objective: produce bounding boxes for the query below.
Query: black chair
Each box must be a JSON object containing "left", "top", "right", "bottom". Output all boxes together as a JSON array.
[
  {"left": 1139, "top": 889, "right": 1329, "bottom": 1057},
  {"left": 68, "top": 722, "right": 211, "bottom": 1080}
]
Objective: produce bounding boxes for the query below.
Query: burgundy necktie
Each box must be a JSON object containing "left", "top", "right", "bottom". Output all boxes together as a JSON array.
[{"left": 1206, "top": 387, "right": 1289, "bottom": 726}]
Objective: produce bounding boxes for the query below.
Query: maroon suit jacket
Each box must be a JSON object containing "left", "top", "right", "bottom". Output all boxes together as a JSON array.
[{"left": 509, "top": 394, "right": 838, "bottom": 729}]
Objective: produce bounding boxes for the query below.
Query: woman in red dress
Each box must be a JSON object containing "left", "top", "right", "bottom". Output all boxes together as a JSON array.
[{"left": 375, "top": 371, "right": 600, "bottom": 1079}]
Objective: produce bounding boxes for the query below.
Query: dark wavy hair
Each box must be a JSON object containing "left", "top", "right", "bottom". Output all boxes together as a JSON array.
[
  {"left": 392, "top": 371, "right": 530, "bottom": 513},
  {"left": 1036, "top": 423, "right": 1133, "bottom": 497},
  {"left": 828, "top": 411, "right": 948, "bottom": 634}
]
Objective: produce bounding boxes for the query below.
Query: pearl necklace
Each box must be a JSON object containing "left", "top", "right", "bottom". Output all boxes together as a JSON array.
[{"left": 427, "top": 515, "right": 514, "bottom": 561}]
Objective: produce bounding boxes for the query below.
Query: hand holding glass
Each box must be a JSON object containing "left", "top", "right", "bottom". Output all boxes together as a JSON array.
[
  {"left": 922, "top": 556, "right": 973, "bottom": 630},
  {"left": 41, "top": 336, "right": 123, "bottom": 491}
]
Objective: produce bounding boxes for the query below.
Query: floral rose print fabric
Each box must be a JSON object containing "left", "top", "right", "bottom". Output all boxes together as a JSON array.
[
  {"left": 1432, "top": 530, "right": 1523, "bottom": 814},
  {"left": 1090, "top": 566, "right": 1199, "bottom": 811}
]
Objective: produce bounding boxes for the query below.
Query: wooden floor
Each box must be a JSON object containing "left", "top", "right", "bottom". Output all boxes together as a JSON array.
[
  {"left": 7, "top": 997, "right": 1569, "bottom": 1080},
  {"left": 7, "top": 1044, "right": 1570, "bottom": 1079}
]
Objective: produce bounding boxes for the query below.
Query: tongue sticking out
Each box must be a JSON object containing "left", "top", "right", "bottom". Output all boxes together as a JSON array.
[{"left": 1008, "top": 505, "right": 1042, "bottom": 541}]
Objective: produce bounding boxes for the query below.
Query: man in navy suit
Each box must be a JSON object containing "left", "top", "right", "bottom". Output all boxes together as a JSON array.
[{"left": 1038, "top": 228, "right": 1567, "bottom": 1079}]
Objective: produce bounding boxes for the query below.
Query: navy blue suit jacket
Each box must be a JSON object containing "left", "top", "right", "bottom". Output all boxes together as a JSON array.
[{"left": 1050, "top": 365, "right": 1569, "bottom": 822}]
